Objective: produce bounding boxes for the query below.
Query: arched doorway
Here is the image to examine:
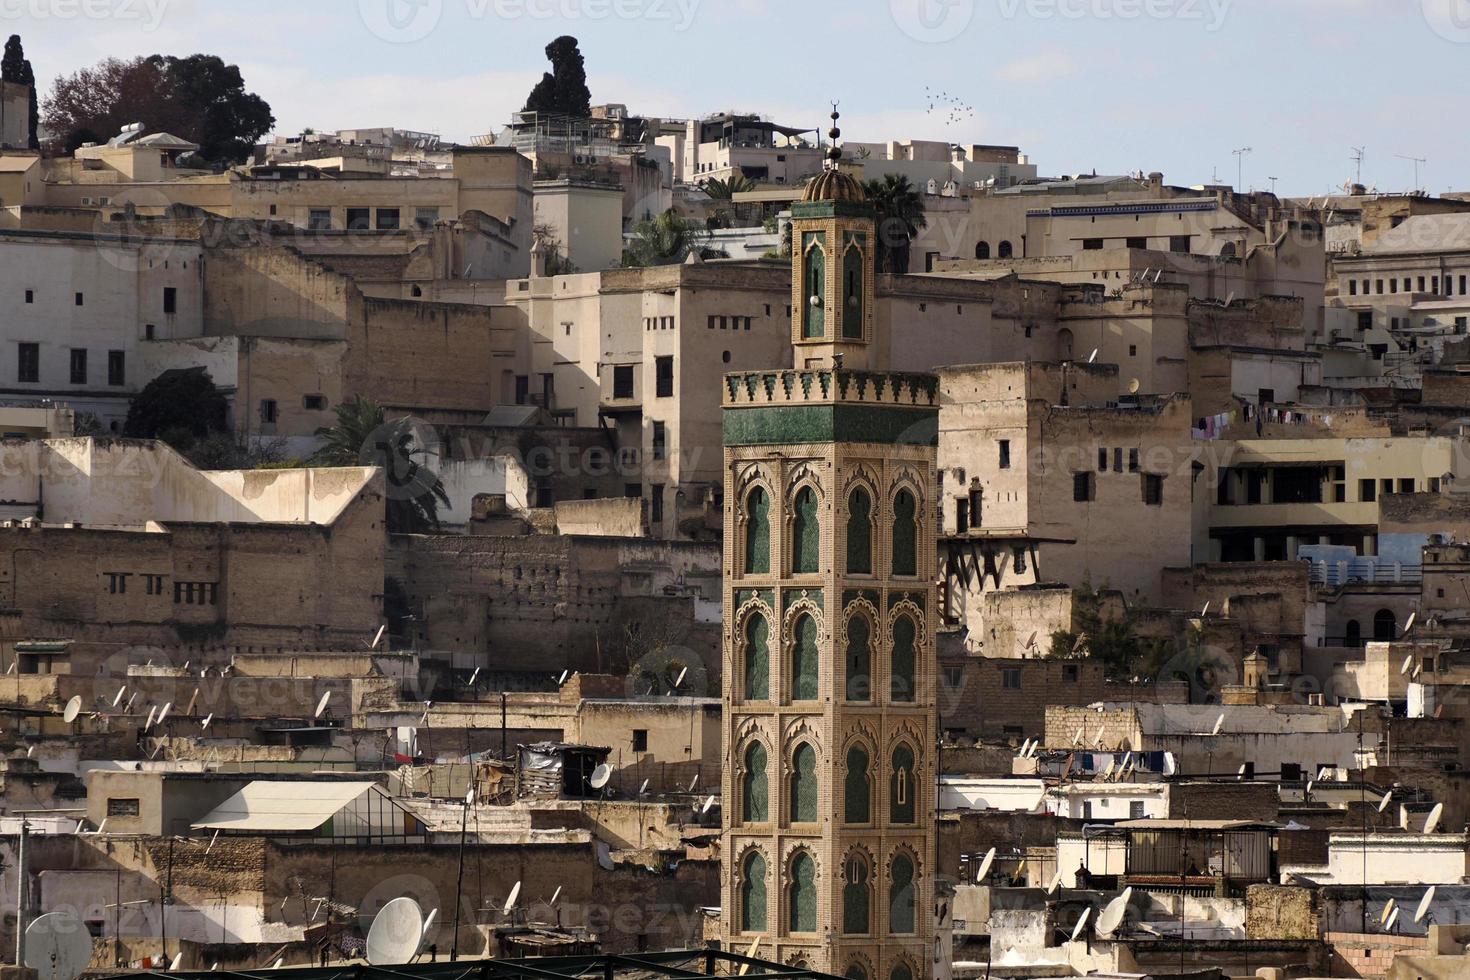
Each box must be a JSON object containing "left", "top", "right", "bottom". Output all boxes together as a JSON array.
[{"left": 1373, "top": 609, "right": 1396, "bottom": 642}]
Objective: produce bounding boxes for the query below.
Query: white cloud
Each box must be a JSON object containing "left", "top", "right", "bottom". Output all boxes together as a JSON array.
[{"left": 993, "top": 49, "right": 1079, "bottom": 83}]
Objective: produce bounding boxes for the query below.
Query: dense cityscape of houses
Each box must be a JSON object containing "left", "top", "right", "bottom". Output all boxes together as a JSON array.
[{"left": 6, "top": 30, "right": 1470, "bottom": 980}]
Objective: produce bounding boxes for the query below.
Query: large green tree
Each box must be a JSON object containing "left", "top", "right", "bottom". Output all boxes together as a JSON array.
[
  {"left": 523, "top": 36, "right": 591, "bottom": 117},
  {"left": 622, "top": 208, "right": 716, "bottom": 267},
  {"left": 861, "top": 173, "right": 928, "bottom": 274},
  {"left": 123, "top": 368, "right": 230, "bottom": 450},
  {"left": 2, "top": 35, "right": 38, "bottom": 149},
  {"left": 313, "top": 396, "right": 450, "bottom": 534},
  {"left": 43, "top": 53, "right": 273, "bottom": 163}
]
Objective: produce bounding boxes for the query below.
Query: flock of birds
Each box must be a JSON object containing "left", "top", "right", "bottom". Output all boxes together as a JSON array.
[{"left": 924, "top": 85, "right": 976, "bottom": 128}]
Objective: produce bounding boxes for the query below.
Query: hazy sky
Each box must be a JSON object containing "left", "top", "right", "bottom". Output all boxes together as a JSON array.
[{"left": 7, "top": 0, "right": 1469, "bottom": 195}]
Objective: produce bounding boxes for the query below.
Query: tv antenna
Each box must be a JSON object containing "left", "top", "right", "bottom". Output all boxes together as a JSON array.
[
  {"left": 1232, "top": 146, "right": 1253, "bottom": 191},
  {"left": 1394, "top": 154, "right": 1427, "bottom": 192},
  {"left": 1351, "top": 147, "right": 1365, "bottom": 186}
]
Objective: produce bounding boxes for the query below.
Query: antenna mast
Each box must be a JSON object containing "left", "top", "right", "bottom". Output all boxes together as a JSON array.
[
  {"left": 1351, "top": 146, "right": 1365, "bottom": 186},
  {"left": 1394, "top": 153, "right": 1427, "bottom": 193}
]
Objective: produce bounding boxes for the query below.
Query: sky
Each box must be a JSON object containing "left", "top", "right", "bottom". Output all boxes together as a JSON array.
[{"left": 5, "top": 0, "right": 1470, "bottom": 196}]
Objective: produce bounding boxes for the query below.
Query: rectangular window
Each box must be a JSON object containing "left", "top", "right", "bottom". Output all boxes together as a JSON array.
[
  {"left": 1126, "top": 236, "right": 1147, "bottom": 250},
  {"left": 613, "top": 365, "right": 635, "bottom": 399},
  {"left": 376, "top": 208, "right": 400, "bottom": 230},
  {"left": 69, "top": 348, "right": 87, "bottom": 384},
  {"left": 655, "top": 355, "right": 674, "bottom": 397},
  {"left": 1113, "top": 448, "right": 1123, "bottom": 472},
  {"left": 1128, "top": 449, "right": 1140, "bottom": 473},
  {"left": 942, "top": 666, "right": 963, "bottom": 689},
  {"left": 1097, "top": 448, "right": 1108, "bottom": 472},
  {"left": 1418, "top": 276, "right": 1427, "bottom": 293},
  {"left": 707, "top": 315, "right": 716, "bottom": 329},
  {"left": 308, "top": 209, "right": 332, "bottom": 230},
  {"left": 303, "top": 394, "right": 327, "bottom": 411},
  {"left": 1143, "top": 474, "right": 1163, "bottom": 506},
  {"left": 1082, "top": 238, "right": 1104, "bottom": 251},
  {"left": 955, "top": 499, "right": 969, "bottom": 534},
  {"left": 650, "top": 484, "right": 664, "bottom": 524},
  {"left": 346, "top": 207, "right": 371, "bottom": 230},
  {"left": 17, "top": 342, "right": 38, "bottom": 383},
  {"left": 1399, "top": 478, "right": 1415, "bottom": 494},
  {"left": 1358, "top": 311, "right": 1373, "bottom": 331},
  {"left": 1002, "top": 668, "right": 1022, "bottom": 690},
  {"left": 144, "top": 575, "right": 164, "bottom": 596},
  {"left": 1169, "top": 235, "right": 1190, "bottom": 253},
  {"left": 1062, "top": 664, "right": 1079, "bottom": 683},
  {"left": 24, "top": 289, "right": 33, "bottom": 304},
  {"left": 652, "top": 421, "right": 667, "bottom": 461},
  {"left": 163, "top": 287, "right": 177, "bottom": 314},
  {"left": 107, "top": 350, "right": 125, "bottom": 386},
  {"left": 514, "top": 375, "right": 529, "bottom": 405},
  {"left": 414, "top": 207, "right": 439, "bottom": 229},
  {"left": 1013, "top": 547, "right": 1027, "bottom": 574},
  {"left": 106, "top": 572, "right": 128, "bottom": 594},
  {"left": 998, "top": 439, "right": 1011, "bottom": 469},
  {"left": 632, "top": 730, "right": 649, "bottom": 752},
  {"left": 75, "top": 292, "right": 84, "bottom": 306},
  {"left": 106, "top": 798, "right": 141, "bottom": 817},
  {"left": 1375, "top": 279, "right": 1384, "bottom": 294},
  {"left": 1349, "top": 280, "right": 1358, "bottom": 296},
  {"left": 1130, "top": 801, "right": 1146, "bottom": 820},
  {"left": 1073, "top": 472, "right": 1094, "bottom": 503},
  {"left": 259, "top": 399, "right": 278, "bottom": 424},
  {"left": 625, "top": 484, "right": 641, "bottom": 498}
]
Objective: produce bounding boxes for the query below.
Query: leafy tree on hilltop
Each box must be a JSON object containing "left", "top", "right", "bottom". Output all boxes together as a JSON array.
[
  {"left": 523, "top": 36, "right": 591, "bottom": 117},
  {"left": 43, "top": 53, "right": 273, "bottom": 163},
  {"left": 123, "top": 369, "right": 229, "bottom": 450},
  {"left": 861, "top": 173, "right": 928, "bottom": 274}
]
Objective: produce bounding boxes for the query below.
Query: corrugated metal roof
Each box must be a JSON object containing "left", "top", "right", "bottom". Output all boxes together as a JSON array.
[{"left": 191, "top": 780, "right": 382, "bottom": 832}]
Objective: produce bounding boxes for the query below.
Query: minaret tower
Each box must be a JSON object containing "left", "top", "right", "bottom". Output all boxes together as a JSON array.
[{"left": 720, "top": 109, "right": 941, "bottom": 980}]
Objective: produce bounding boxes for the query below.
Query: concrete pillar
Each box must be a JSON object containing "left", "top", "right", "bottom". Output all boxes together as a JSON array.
[{"left": 1254, "top": 537, "right": 1266, "bottom": 562}]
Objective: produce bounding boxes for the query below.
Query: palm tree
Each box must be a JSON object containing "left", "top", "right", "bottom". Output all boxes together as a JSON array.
[
  {"left": 703, "top": 174, "right": 756, "bottom": 201},
  {"left": 622, "top": 208, "right": 715, "bottom": 267},
  {"left": 862, "top": 173, "right": 928, "bottom": 274},
  {"left": 313, "top": 395, "right": 450, "bottom": 533}
]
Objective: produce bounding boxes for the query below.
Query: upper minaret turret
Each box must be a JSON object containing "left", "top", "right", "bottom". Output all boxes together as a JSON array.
[{"left": 790, "top": 105, "right": 878, "bottom": 370}]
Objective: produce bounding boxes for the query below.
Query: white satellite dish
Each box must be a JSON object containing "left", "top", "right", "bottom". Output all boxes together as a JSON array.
[
  {"left": 1047, "top": 870, "right": 1064, "bottom": 894},
  {"left": 1093, "top": 727, "right": 1105, "bottom": 748},
  {"left": 1415, "top": 885, "right": 1437, "bottom": 923},
  {"left": 1072, "top": 727, "right": 1084, "bottom": 747},
  {"left": 1404, "top": 612, "right": 1417, "bottom": 635},
  {"left": 549, "top": 885, "right": 562, "bottom": 907},
  {"left": 638, "top": 778, "right": 650, "bottom": 797},
  {"left": 1401, "top": 654, "right": 1415, "bottom": 677},
  {"left": 202, "top": 713, "right": 214, "bottom": 730},
  {"left": 1211, "top": 713, "right": 1225, "bottom": 736},
  {"left": 370, "top": 625, "right": 386, "bottom": 650},
  {"left": 557, "top": 669, "right": 570, "bottom": 686},
  {"left": 62, "top": 697, "right": 82, "bottom": 724},
  {"left": 673, "top": 667, "right": 689, "bottom": 689},
  {"left": 314, "top": 692, "right": 332, "bottom": 720},
  {"left": 1201, "top": 601, "right": 1211, "bottom": 617},
  {"left": 1088, "top": 349, "right": 1099, "bottom": 364},
  {"left": 366, "top": 897, "right": 424, "bottom": 966},
  {"left": 1100, "top": 759, "right": 1116, "bottom": 781},
  {"left": 589, "top": 764, "right": 613, "bottom": 790},
  {"left": 1381, "top": 898, "right": 1397, "bottom": 924},
  {"left": 1377, "top": 790, "right": 1392, "bottom": 813},
  {"left": 157, "top": 701, "right": 172, "bottom": 724},
  {"left": 1305, "top": 779, "right": 1314, "bottom": 796},
  {"left": 143, "top": 705, "right": 157, "bottom": 730},
  {"left": 1424, "top": 802, "right": 1444, "bottom": 834},
  {"left": 1237, "top": 764, "right": 1247, "bottom": 780},
  {"left": 1069, "top": 907, "right": 1092, "bottom": 942},
  {"left": 24, "top": 912, "right": 93, "bottom": 980},
  {"left": 976, "top": 847, "right": 996, "bottom": 882},
  {"left": 170, "top": 953, "right": 184, "bottom": 971},
  {"left": 417, "top": 908, "right": 439, "bottom": 953},
  {"left": 1385, "top": 907, "right": 1400, "bottom": 932},
  {"left": 1096, "top": 888, "right": 1132, "bottom": 936},
  {"left": 468, "top": 667, "right": 480, "bottom": 686},
  {"left": 504, "top": 881, "right": 522, "bottom": 913},
  {"left": 111, "top": 686, "right": 126, "bottom": 708},
  {"left": 1163, "top": 752, "right": 1177, "bottom": 776},
  {"left": 1120, "top": 752, "right": 1132, "bottom": 770},
  {"left": 701, "top": 795, "right": 716, "bottom": 815},
  {"left": 271, "top": 959, "right": 284, "bottom": 970}
]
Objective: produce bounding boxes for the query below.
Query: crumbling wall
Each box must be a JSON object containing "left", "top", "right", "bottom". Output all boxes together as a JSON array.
[{"left": 1247, "top": 884, "right": 1319, "bottom": 940}]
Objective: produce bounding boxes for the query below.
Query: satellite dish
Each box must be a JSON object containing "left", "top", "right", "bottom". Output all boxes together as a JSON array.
[
  {"left": 1404, "top": 612, "right": 1417, "bottom": 635},
  {"left": 1100, "top": 760, "right": 1116, "bottom": 780},
  {"left": 370, "top": 625, "right": 386, "bottom": 650},
  {"left": 1305, "top": 780, "right": 1314, "bottom": 796},
  {"left": 1381, "top": 898, "right": 1397, "bottom": 924},
  {"left": 1072, "top": 727, "right": 1084, "bottom": 747},
  {"left": 688, "top": 773, "right": 700, "bottom": 792},
  {"left": 1415, "top": 886, "right": 1437, "bottom": 923},
  {"left": 673, "top": 667, "right": 689, "bottom": 689},
  {"left": 202, "top": 713, "right": 214, "bottom": 730},
  {"left": 701, "top": 795, "right": 717, "bottom": 814},
  {"left": 1401, "top": 655, "right": 1415, "bottom": 677},
  {"left": 1424, "top": 802, "right": 1444, "bottom": 833},
  {"left": 549, "top": 886, "right": 562, "bottom": 906},
  {"left": 1088, "top": 348, "right": 1099, "bottom": 364},
  {"left": 557, "top": 669, "right": 570, "bottom": 686},
  {"left": 24, "top": 912, "right": 93, "bottom": 980},
  {"left": 1069, "top": 907, "right": 1092, "bottom": 942},
  {"left": 1377, "top": 790, "right": 1392, "bottom": 813},
  {"left": 143, "top": 705, "right": 157, "bottom": 730},
  {"left": 111, "top": 686, "right": 126, "bottom": 708},
  {"left": 589, "top": 764, "right": 613, "bottom": 790},
  {"left": 504, "top": 881, "right": 522, "bottom": 913},
  {"left": 468, "top": 667, "right": 481, "bottom": 686},
  {"left": 1097, "top": 888, "right": 1132, "bottom": 936},
  {"left": 170, "top": 953, "right": 184, "bottom": 971},
  {"left": 1237, "top": 764, "right": 1247, "bottom": 780},
  {"left": 1385, "top": 908, "right": 1400, "bottom": 932},
  {"left": 1128, "top": 378, "right": 1141, "bottom": 395},
  {"left": 1201, "top": 601, "right": 1211, "bottom": 617},
  {"left": 62, "top": 697, "right": 82, "bottom": 724},
  {"left": 417, "top": 908, "right": 439, "bottom": 953},
  {"left": 271, "top": 959, "right": 284, "bottom": 970},
  {"left": 638, "top": 779, "right": 650, "bottom": 797},
  {"left": 1163, "top": 752, "right": 1177, "bottom": 776},
  {"left": 1047, "top": 870, "right": 1063, "bottom": 894},
  {"left": 366, "top": 897, "right": 424, "bottom": 966},
  {"left": 1211, "top": 713, "right": 1225, "bottom": 736},
  {"left": 976, "top": 847, "right": 996, "bottom": 882},
  {"left": 157, "top": 702, "right": 172, "bottom": 724},
  {"left": 1026, "top": 630, "right": 1039, "bottom": 650},
  {"left": 314, "top": 692, "right": 332, "bottom": 720}
]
